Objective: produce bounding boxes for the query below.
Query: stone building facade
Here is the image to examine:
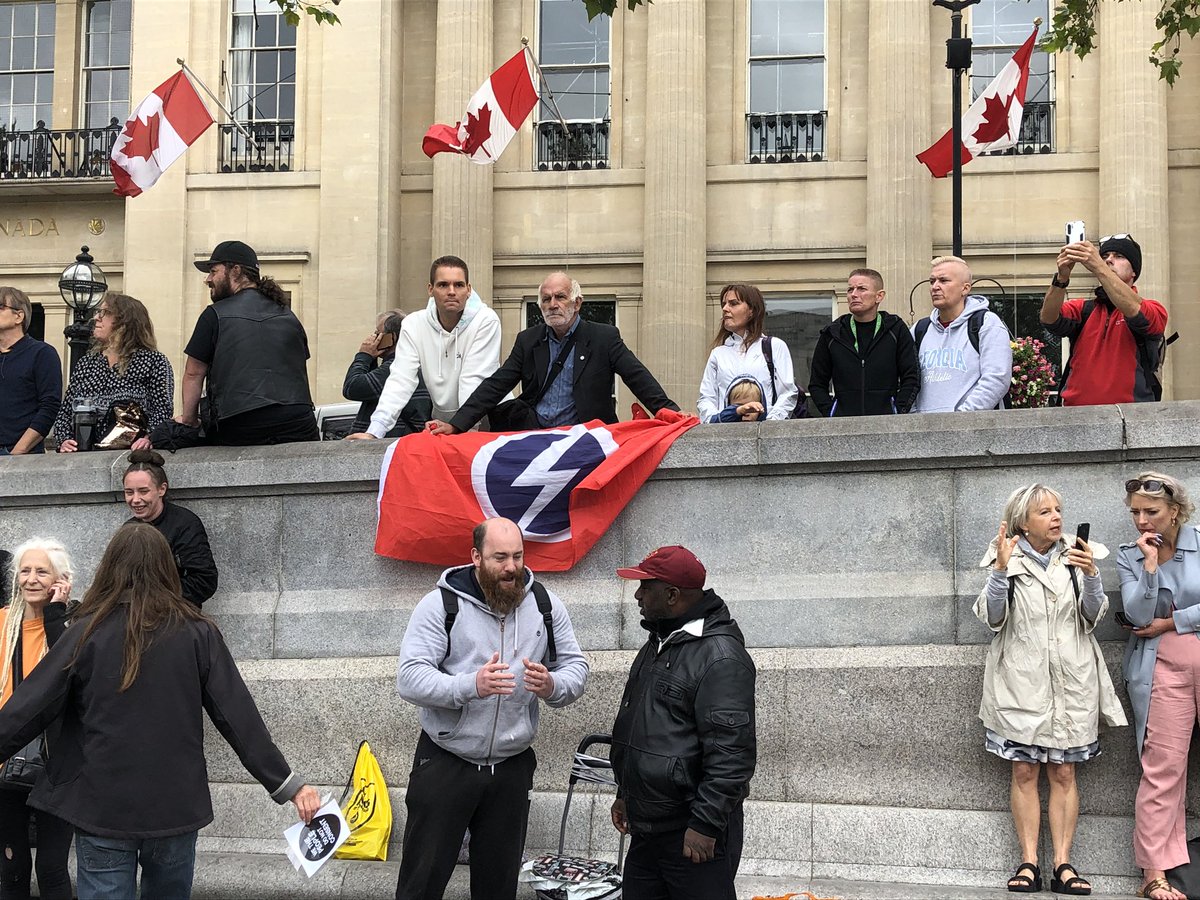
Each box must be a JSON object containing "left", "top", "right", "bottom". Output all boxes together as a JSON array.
[{"left": 2, "top": 0, "right": 1197, "bottom": 408}]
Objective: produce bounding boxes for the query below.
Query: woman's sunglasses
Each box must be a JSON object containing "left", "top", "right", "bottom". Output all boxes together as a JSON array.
[{"left": 1125, "top": 478, "right": 1175, "bottom": 497}]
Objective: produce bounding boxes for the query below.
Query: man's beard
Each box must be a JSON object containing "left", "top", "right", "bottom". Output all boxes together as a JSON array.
[{"left": 477, "top": 566, "right": 525, "bottom": 615}]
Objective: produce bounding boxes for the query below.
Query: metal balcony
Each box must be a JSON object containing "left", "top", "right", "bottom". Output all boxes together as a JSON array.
[
  {"left": 218, "top": 121, "right": 294, "bottom": 173},
  {"left": 981, "top": 100, "right": 1055, "bottom": 156},
  {"left": 0, "top": 120, "right": 122, "bottom": 181},
  {"left": 536, "top": 120, "right": 609, "bottom": 171},
  {"left": 747, "top": 112, "right": 826, "bottom": 163}
]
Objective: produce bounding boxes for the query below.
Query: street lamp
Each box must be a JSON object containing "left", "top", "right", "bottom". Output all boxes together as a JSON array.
[
  {"left": 59, "top": 245, "right": 107, "bottom": 371},
  {"left": 933, "top": 0, "right": 981, "bottom": 257}
]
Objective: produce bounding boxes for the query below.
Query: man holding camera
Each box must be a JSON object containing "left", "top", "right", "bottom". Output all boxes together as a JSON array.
[{"left": 1040, "top": 233, "right": 1169, "bottom": 405}]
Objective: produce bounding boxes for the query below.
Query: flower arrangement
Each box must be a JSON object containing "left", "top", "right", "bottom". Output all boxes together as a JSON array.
[{"left": 1008, "top": 337, "right": 1057, "bottom": 409}]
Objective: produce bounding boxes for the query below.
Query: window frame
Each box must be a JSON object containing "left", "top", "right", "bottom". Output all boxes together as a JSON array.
[
  {"left": 0, "top": 0, "right": 57, "bottom": 132},
  {"left": 80, "top": 0, "right": 131, "bottom": 131}
]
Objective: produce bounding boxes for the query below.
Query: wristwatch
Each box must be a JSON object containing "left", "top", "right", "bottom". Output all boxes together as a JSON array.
[{"left": 1051, "top": 275, "right": 1070, "bottom": 289}]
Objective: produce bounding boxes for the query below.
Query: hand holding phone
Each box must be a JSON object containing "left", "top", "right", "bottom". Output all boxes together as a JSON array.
[
  {"left": 1115, "top": 611, "right": 1134, "bottom": 629},
  {"left": 1075, "top": 523, "right": 1090, "bottom": 548}
]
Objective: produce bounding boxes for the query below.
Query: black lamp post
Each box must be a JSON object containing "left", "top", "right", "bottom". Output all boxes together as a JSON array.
[
  {"left": 59, "top": 245, "right": 107, "bottom": 372},
  {"left": 933, "top": 0, "right": 981, "bottom": 258}
]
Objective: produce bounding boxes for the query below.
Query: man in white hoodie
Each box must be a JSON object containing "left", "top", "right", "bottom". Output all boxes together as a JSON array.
[
  {"left": 345, "top": 256, "right": 501, "bottom": 440},
  {"left": 910, "top": 256, "right": 1013, "bottom": 413}
]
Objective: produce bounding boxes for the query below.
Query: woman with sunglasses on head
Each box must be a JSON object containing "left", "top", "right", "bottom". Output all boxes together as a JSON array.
[
  {"left": 341, "top": 310, "right": 432, "bottom": 438},
  {"left": 1119, "top": 473, "right": 1200, "bottom": 900},
  {"left": 976, "top": 484, "right": 1124, "bottom": 896},
  {"left": 52, "top": 293, "right": 174, "bottom": 452}
]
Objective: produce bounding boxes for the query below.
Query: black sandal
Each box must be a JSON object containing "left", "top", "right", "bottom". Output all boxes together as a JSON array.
[
  {"left": 1051, "top": 863, "right": 1091, "bottom": 896},
  {"left": 1008, "top": 861, "right": 1042, "bottom": 893}
]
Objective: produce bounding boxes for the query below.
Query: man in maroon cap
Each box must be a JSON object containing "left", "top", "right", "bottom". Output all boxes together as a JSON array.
[{"left": 609, "top": 546, "right": 756, "bottom": 900}]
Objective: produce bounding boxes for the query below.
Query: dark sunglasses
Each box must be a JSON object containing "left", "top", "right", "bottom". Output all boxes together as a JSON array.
[{"left": 1126, "top": 478, "right": 1175, "bottom": 497}]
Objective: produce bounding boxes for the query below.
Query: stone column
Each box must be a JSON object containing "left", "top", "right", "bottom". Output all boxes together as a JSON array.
[
  {"left": 640, "top": 0, "right": 707, "bottom": 409},
  {"left": 431, "top": 1, "right": 494, "bottom": 303},
  {"left": 866, "top": 2, "right": 932, "bottom": 316},
  {"left": 1098, "top": 1, "right": 1172, "bottom": 393}
]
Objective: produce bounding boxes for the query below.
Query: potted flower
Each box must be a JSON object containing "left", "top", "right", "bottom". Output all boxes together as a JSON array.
[{"left": 1008, "top": 337, "right": 1057, "bottom": 409}]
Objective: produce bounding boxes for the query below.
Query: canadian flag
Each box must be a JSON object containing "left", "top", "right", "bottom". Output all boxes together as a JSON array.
[
  {"left": 916, "top": 25, "right": 1039, "bottom": 178},
  {"left": 422, "top": 48, "right": 539, "bottom": 164},
  {"left": 110, "top": 71, "right": 214, "bottom": 197}
]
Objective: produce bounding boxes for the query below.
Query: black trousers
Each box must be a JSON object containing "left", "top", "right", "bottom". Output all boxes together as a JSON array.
[
  {"left": 621, "top": 803, "right": 744, "bottom": 900},
  {"left": 395, "top": 732, "right": 536, "bottom": 900},
  {"left": 0, "top": 790, "right": 72, "bottom": 900}
]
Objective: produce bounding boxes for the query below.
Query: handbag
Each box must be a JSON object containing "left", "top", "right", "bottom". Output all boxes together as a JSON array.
[
  {"left": 94, "top": 400, "right": 149, "bottom": 450},
  {"left": 486, "top": 331, "right": 578, "bottom": 432},
  {"left": 333, "top": 740, "right": 392, "bottom": 861},
  {"left": 0, "top": 638, "right": 46, "bottom": 792}
]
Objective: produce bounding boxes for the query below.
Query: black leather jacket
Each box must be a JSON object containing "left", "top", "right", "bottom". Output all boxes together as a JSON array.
[{"left": 611, "top": 591, "right": 756, "bottom": 837}]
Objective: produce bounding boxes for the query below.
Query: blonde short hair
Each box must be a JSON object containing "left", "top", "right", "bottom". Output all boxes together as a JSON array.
[
  {"left": 1125, "top": 470, "right": 1195, "bottom": 525},
  {"left": 727, "top": 380, "right": 763, "bottom": 406},
  {"left": 930, "top": 255, "right": 972, "bottom": 281},
  {"left": 1001, "top": 484, "right": 1063, "bottom": 537}
]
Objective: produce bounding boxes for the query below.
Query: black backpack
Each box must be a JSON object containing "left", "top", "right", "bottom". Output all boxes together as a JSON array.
[
  {"left": 914, "top": 308, "right": 1012, "bottom": 409},
  {"left": 1058, "top": 299, "right": 1180, "bottom": 402},
  {"left": 439, "top": 582, "right": 557, "bottom": 664}
]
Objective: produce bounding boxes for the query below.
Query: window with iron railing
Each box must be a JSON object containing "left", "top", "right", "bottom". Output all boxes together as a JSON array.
[
  {"left": 971, "top": 0, "right": 1054, "bottom": 155},
  {"left": 223, "top": 0, "right": 296, "bottom": 172},
  {"left": 748, "top": 0, "right": 826, "bottom": 163},
  {"left": 82, "top": 0, "right": 131, "bottom": 129},
  {"left": 0, "top": 119, "right": 121, "bottom": 179},
  {"left": 535, "top": 0, "right": 610, "bottom": 171}
]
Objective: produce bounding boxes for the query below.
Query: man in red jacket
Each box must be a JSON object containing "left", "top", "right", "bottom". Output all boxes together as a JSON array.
[{"left": 1040, "top": 233, "right": 1169, "bottom": 405}]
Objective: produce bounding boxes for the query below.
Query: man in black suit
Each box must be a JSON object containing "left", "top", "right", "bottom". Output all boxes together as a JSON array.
[{"left": 427, "top": 272, "right": 678, "bottom": 434}]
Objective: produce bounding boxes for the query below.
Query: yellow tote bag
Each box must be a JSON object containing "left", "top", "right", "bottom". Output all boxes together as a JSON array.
[{"left": 333, "top": 740, "right": 393, "bottom": 861}]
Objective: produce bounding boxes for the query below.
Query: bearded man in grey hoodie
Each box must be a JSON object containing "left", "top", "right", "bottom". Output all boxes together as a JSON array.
[
  {"left": 394, "top": 517, "right": 589, "bottom": 900},
  {"left": 910, "top": 255, "right": 1013, "bottom": 413}
]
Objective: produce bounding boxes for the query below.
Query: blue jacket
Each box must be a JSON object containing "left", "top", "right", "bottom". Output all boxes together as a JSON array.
[
  {"left": 1117, "top": 524, "right": 1200, "bottom": 754},
  {"left": 0, "top": 335, "right": 62, "bottom": 449}
]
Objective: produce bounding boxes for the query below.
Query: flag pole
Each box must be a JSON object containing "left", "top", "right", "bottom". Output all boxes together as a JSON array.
[
  {"left": 520, "top": 38, "right": 570, "bottom": 135},
  {"left": 176, "top": 58, "right": 255, "bottom": 143}
]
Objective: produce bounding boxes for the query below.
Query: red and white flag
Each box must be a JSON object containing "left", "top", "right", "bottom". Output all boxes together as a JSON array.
[
  {"left": 422, "top": 48, "right": 539, "bottom": 164},
  {"left": 110, "top": 71, "right": 214, "bottom": 197},
  {"left": 375, "top": 410, "right": 699, "bottom": 571},
  {"left": 916, "top": 25, "right": 1039, "bottom": 178}
]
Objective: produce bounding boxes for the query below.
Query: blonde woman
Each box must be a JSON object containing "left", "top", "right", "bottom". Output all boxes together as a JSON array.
[
  {"left": 1118, "top": 473, "right": 1200, "bottom": 900},
  {"left": 976, "top": 484, "right": 1125, "bottom": 895},
  {"left": 0, "top": 539, "right": 74, "bottom": 900},
  {"left": 53, "top": 293, "right": 173, "bottom": 452}
]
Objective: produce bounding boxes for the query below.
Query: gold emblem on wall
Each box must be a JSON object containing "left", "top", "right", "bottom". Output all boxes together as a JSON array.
[{"left": 88, "top": 218, "right": 105, "bottom": 236}]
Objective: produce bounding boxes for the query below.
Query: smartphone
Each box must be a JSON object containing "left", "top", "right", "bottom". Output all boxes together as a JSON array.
[
  {"left": 1066, "top": 220, "right": 1086, "bottom": 244},
  {"left": 1075, "top": 523, "right": 1090, "bottom": 548},
  {"left": 1115, "top": 611, "right": 1134, "bottom": 628}
]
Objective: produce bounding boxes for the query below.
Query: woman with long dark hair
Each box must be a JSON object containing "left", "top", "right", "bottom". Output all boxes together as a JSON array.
[
  {"left": 53, "top": 293, "right": 173, "bottom": 452},
  {"left": 0, "top": 524, "right": 317, "bottom": 899},
  {"left": 697, "top": 283, "right": 801, "bottom": 422},
  {"left": 0, "top": 540, "right": 74, "bottom": 900}
]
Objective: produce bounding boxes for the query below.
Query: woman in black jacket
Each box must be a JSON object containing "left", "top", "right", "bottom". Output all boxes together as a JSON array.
[
  {"left": 0, "top": 524, "right": 318, "bottom": 899},
  {"left": 122, "top": 449, "right": 218, "bottom": 606},
  {"left": 0, "top": 539, "right": 74, "bottom": 900}
]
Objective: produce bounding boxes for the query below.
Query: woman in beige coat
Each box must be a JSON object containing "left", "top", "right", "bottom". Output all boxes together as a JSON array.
[{"left": 975, "top": 483, "right": 1126, "bottom": 895}]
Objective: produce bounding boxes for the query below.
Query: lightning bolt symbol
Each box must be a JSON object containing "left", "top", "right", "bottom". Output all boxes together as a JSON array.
[{"left": 511, "top": 425, "right": 606, "bottom": 535}]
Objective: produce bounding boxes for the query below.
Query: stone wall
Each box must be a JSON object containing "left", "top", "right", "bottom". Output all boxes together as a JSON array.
[{"left": 4, "top": 402, "right": 1200, "bottom": 890}]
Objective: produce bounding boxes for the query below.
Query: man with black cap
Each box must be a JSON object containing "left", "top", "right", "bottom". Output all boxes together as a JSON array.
[
  {"left": 1040, "top": 233, "right": 1169, "bottom": 405},
  {"left": 177, "top": 240, "right": 318, "bottom": 444},
  {"left": 610, "top": 546, "right": 756, "bottom": 900}
]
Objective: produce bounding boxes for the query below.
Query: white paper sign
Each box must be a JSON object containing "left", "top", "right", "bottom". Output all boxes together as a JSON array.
[{"left": 284, "top": 796, "right": 349, "bottom": 878}]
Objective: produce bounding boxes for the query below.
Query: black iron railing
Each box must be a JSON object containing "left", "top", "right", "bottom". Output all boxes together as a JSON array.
[
  {"left": 981, "top": 100, "right": 1055, "bottom": 156},
  {"left": 536, "top": 120, "right": 609, "bottom": 171},
  {"left": 0, "top": 120, "right": 123, "bottom": 181},
  {"left": 218, "top": 121, "right": 294, "bottom": 173},
  {"left": 747, "top": 112, "right": 826, "bottom": 163}
]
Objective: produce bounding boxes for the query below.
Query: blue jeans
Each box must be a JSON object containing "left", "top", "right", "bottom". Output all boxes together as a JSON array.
[{"left": 74, "top": 830, "right": 197, "bottom": 900}]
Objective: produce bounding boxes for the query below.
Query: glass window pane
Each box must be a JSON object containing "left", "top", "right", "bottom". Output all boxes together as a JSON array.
[
  {"left": 88, "top": 69, "right": 109, "bottom": 100},
  {"left": 971, "top": 48, "right": 1052, "bottom": 102},
  {"left": 0, "top": 38, "right": 10, "bottom": 69},
  {"left": 255, "top": 15, "right": 277, "bottom": 48},
  {"left": 111, "top": 69, "right": 127, "bottom": 101},
  {"left": 541, "top": 68, "right": 609, "bottom": 120},
  {"left": 278, "top": 49, "right": 296, "bottom": 81},
  {"left": 972, "top": 0, "right": 1046, "bottom": 47},
  {"left": 37, "top": 2, "right": 54, "bottom": 36},
  {"left": 35, "top": 72, "right": 50, "bottom": 101},
  {"left": 751, "top": 0, "right": 825, "bottom": 57},
  {"left": 278, "top": 83, "right": 295, "bottom": 119},
  {"left": 35, "top": 34, "right": 51, "bottom": 67},
  {"left": 750, "top": 58, "right": 823, "bottom": 113},
  {"left": 232, "top": 16, "right": 254, "bottom": 50},
  {"left": 0, "top": 11, "right": 10, "bottom": 40},
  {"left": 278, "top": 19, "right": 296, "bottom": 47},
  {"left": 111, "top": 0, "right": 131, "bottom": 32},
  {"left": 0, "top": 77, "right": 11, "bottom": 106},
  {"left": 13, "top": 73, "right": 33, "bottom": 102},
  {"left": 540, "top": 0, "right": 609, "bottom": 66},
  {"left": 12, "top": 5, "right": 34, "bottom": 37},
  {"left": 12, "top": 36, "right": 34, "bottom": 68},
  {"left": 109, "top": 31, "right": 130, "bottom": 66},
  {"left": 89, "top": 1, "right": 111, "bottom": 34},
  {"left": 89, "top": 33, "right": 109, "bottom": 67}
]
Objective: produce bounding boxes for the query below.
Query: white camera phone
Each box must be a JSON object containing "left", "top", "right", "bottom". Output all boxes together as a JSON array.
[{"left": 1066, "top": 220, "right": 1086, "bottom": 244}]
